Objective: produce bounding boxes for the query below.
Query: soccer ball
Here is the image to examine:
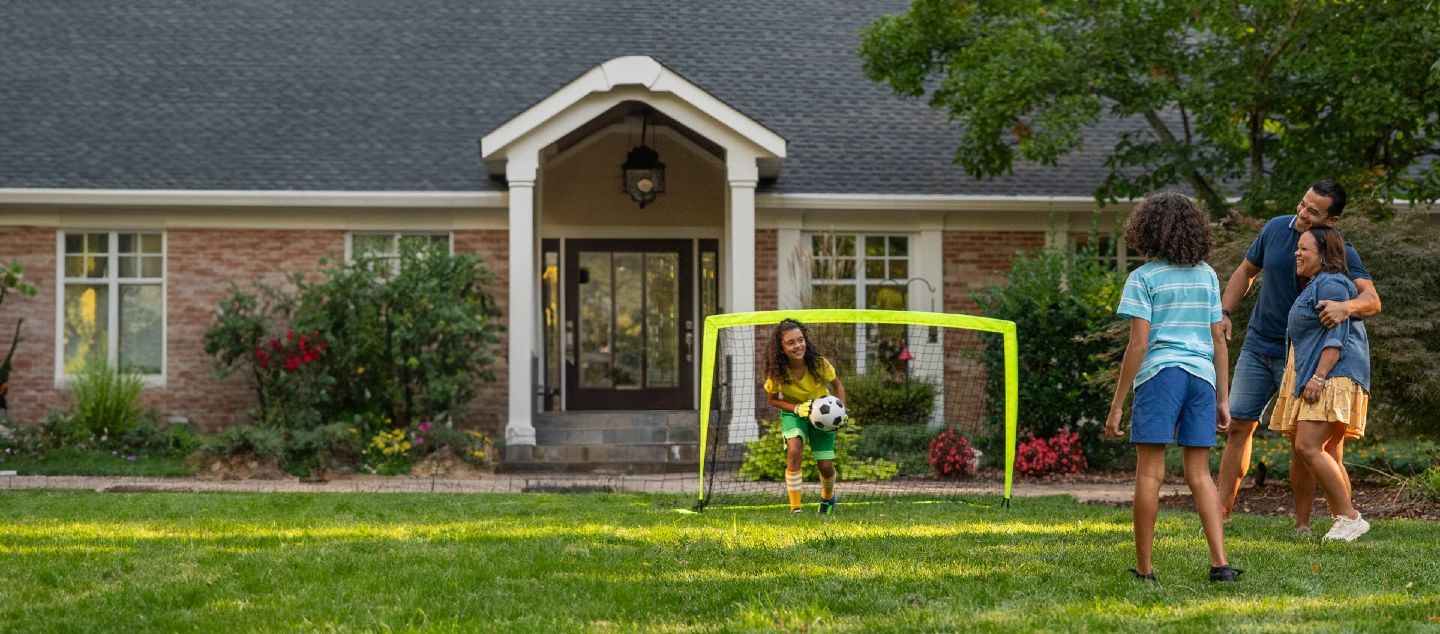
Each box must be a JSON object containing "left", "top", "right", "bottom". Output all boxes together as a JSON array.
[{"left": 808, "top": 395, "right": 849, "bottom": 431}]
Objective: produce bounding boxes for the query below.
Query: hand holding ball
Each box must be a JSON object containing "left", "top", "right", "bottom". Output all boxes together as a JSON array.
[{"left": 808, "top": 395, "right": 848, "bottom": 431}]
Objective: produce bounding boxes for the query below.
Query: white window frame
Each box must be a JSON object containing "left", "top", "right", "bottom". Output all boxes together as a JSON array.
[
  {"left": 806, "top": 232, "right": 914, "bottom": 375},
  {"left": 54, "top": 230, "right": 167, "bottom": 388},
  {"left": 1071, "top": 231, "right": 1143, "bottom": 270},
  {"left": 344, "top": 231, "right": 454, "bottom": 273}
]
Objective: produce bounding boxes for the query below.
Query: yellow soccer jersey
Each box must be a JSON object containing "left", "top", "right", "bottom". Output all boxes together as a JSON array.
[{"left": 763, "top": 358, "right": 837, "bottom": 403}]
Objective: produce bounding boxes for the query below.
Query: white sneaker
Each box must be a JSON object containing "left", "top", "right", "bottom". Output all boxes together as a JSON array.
[{"left": 1322, "top": 512, "right": 1371, "bottom": 542}]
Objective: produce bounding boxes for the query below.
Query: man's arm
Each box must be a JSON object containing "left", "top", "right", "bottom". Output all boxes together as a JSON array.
[
  {"left": 1220, "top": 259, "right": 1262, "bottom": 340},
  {"left": 1318, "top": 278, "right": 1381, "bottom": 327}
]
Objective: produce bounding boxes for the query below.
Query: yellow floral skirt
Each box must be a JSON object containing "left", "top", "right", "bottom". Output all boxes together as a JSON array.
[{"left": 1269, "top": 348, "right": 1369, "bottom": 440}]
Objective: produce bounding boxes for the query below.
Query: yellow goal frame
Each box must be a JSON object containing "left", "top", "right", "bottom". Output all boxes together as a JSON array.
[{"left": 697, "top": 309, "right": 1019, "bottom": 503}]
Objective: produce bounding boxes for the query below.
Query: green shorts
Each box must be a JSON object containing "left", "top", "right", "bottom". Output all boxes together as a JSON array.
[{"left": 780, "top": 410, "right": 836, "bottom": 460}]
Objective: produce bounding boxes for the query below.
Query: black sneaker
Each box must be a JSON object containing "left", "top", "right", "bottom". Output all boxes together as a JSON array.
[
  {"left": 818, "top": 495, "right": 837, "bottom": 516},
  {"left": 1209, "top": 565, "right": 1244, "bottom": 582},
  {"left": 1128, "top": 568, "right": 1157, "bottom": 581}
]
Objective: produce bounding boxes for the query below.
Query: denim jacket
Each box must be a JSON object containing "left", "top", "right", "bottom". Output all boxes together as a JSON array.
[{"left": 1286, "top": 271, "right": 1371, "bottom": 395}]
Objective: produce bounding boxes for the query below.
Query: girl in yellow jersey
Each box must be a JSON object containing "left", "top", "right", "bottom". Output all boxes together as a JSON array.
[{"left": 763, "top": 318, "right": 848, "bottom": 515}]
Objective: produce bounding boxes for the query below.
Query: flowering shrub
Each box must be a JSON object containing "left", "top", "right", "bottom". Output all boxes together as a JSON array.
[
  {"left": 928, "top": 428, "right": 977, "bottom": 478},
  {"left": 1015, "top": 430, "right": 1087, "bottom": 476}
]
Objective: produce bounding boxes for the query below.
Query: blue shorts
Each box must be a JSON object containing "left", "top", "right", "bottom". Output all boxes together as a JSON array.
[
  {"left": 1132, "top": 367, "right": 1217, "bottom": 447},
  {"left": 1228, "top": 349, "right": 1287, "bottom": 421}
]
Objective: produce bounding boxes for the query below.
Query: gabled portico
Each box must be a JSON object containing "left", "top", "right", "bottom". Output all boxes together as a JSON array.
[{"left": 480, "top": 56, "right": 786, "bottom": 446}]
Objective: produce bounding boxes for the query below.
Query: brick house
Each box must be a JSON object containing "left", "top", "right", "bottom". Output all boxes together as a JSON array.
[{"left": 0, "top": 2, "right": 1142, "bottom": 462}]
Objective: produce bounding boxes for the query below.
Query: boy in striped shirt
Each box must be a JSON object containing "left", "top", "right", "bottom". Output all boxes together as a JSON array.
[{"left": 1104, "top": 192, "right": 1241, "bottom": 583}]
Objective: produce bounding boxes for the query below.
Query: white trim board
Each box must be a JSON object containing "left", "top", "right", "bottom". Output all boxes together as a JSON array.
[{"left": 0, "top": 189, "right": 508, "bottom": 209}]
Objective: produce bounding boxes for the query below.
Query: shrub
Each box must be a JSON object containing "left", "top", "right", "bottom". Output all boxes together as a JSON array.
[
  {"left": 855, "top": 424, "right": 941, "bottom": 474},
  {"left": 928, "top": 429, "right": 977, "bottom": 478},
  {"left": 69, "top": 359, "right": 146, "bottom": 437},
  {"left": 1016, "top": 430, "right": 1088, "bottom": 476},
  {"left": 739, "top": 419, "right": 899, "bottom": 482},
  {"left": 119, "top": 418, "right": 205, "bottom": 459},
  {"left": 0, "top": 260, "right": 39, "bottom": 410},
  {"left": 1408, "top": 467, "right": 1440, "bottom": 503},
  {"left": 842, "top": 372, "right": 936, "bottom": 426},
  {"left": 200, "top": 425, "right": 286, "bottom": 461},
  {"left": 973, "top": 238, "right": 1126, "bottom": 468}
]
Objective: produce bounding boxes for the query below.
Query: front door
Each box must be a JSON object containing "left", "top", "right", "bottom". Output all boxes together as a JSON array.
[{"left": 565, "top": 239, "right": 694, "bottom": 409}]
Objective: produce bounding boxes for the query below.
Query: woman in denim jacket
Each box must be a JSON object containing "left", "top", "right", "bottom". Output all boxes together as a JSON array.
[{"left": 1269, "top": 225, "right": 1371, "bottom": 542}]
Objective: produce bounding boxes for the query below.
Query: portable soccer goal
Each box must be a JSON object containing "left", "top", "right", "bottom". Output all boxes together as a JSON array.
[{"left": 695, "top": 309, "right": 1018, "bottom": 510}]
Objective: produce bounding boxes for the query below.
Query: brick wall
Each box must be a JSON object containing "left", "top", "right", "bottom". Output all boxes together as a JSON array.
[
  {"left": 754, "top": 229, "right": 778, "bottom": 311},
  {"left": 453, "top": 230, "right": 508, "bottom": 439},
  {"left": 942, "top": 231, "right": 1046, "bottom": 431},
  {"left": 0, "top": 226, "right": 509, "bottom": 436}
]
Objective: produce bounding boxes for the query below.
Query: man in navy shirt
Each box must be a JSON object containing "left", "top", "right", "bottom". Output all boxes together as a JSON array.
[{"left": 1217, "top": 180, "right": 1382, "bottom": 525}]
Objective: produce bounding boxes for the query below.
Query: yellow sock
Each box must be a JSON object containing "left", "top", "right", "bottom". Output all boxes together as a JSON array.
[
  {"left": 821, "top": 473, "right": 835, "bottom": 501},
  {"left": 785, "top": 470, "right": 803, "bottom": 510}
]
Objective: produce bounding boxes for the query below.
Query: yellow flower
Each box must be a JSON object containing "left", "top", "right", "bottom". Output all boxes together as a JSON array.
[
  {"left": 401, "top": 442, "right": 412, "bottom": 451},
  {"left": 385, "top": 418, "right": 392, "bottom": 424},
  {"left": 349, "top": 428, "right": 358, "bottom": 434},
  {"left": 383, "top": 447, "right": 395, "bottom": 455},
  {"left": 472, "top": 450, "right": 485, "bottom": 459}
]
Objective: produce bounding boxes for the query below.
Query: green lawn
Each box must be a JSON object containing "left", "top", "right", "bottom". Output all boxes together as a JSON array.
[
  {"left": 1, "top": 491, "right": 1436, "bottom": 633},
  {"left": 0, "top": 447, "right": 192, "bottom": 477}
]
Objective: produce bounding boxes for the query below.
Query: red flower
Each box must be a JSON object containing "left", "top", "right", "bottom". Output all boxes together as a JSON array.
[
  {"left": 271, "top": 338, "right": 281, "bottom": 350},
  {"left": 287, "top": 330, "right": 295, "bottom": 341},
  {"left": 285, "top": 357, "right": 302, "bottom": 372}
]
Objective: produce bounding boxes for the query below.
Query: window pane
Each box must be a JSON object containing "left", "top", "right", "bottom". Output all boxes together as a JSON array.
[
  {"left": 866, "top": 236, "right": 885, "bottom": 256},
  {"left": 836, "top": 259, "right": 856, "bottom": 280},
  {"left": 64, "top": 284, "right": 109, "bottom": 374},
  {"left": 141, "top": 256, "right": 163, "bottom": 278},
  {"left": 578, "top": 252, "right": 613, "bottom": 388},
  {"left": 84, "top": 256, "right": 107, "bottom": 279},
  {"left": 835, "top": 236, "right": 855, "bottom": 257},
  {"left": 140, "top": 234, "right": 163, "bottom": 254},
  {"left": 810, "top": 284, "right": 855, "bottom": 310},
  {"left": 399, "top": 234, "right": 431, "bottom": 251},
  {"left": 612, "top": 253, "right": 643, "bottom": 390},
  {"left": 812, "top": 258, "right": 831, "bottom": 280},
  {"left": 889, "top": 236, "right": 908, "bottom": 256},
  {"left": 353, "top": 235, "right": 394, "bottom": 258},
  {"left": 85, "top": 233, "right": 107, "bottom": 254},
  {"left": 119, "top": 256, "right": 138, "bottom": 278},
  {"left": 64, "top": 256, "right": 86, "bottom": 278},
  {"left": 645, "top": 252, "right": 680, "bottom": 388},
  {"left": 120, "top": 285, "right": 163, "bottom": 374},
  {"left": 866, "top": 284, "right": 908, "bottom": 310},
  {"left": 701, "top": 252, "right": 719, "bottom": 321},
  {"left": 429, "top": 234, "right": 449, "bottom": 247},
  {"left": 811, "top": 235, "right": 828, "bottom": 256},
  {"left": 888, "top": 259, "right": 908, "bottom": 279},
  {"left": 865, "top": 260, "right": 884, "bottom": 279},
  {"left": 542, "top": 250, "right": 560, "bottom": 410},
  {"left": 119, "top": 234, "right": 137, "bottom": 254},
  {"left": 65, "top": 234, "right": 84, "bottom": 254}
]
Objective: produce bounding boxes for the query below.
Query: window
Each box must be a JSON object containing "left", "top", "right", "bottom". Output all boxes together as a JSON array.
[
  {"left": 1072, "top": 233, "right": 1143, "bottom": 271},
  {"left": 348, "top": 232, "right": 452, "bottom": 273},
  {"left": 59, "top": 231, "right": 165, "bottom": 379},
  {"left": 807, "top": 233, "right": 913, "bottom": 373}
]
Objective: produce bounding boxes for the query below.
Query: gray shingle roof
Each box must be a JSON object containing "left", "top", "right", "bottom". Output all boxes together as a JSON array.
[{"left": 0, "top": 0, "right": 1147, "bottom": 196}]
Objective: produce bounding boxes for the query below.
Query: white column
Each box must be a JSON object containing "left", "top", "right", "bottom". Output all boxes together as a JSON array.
[
  {"left": 726, "top": 162, "right": 757, "bottom": 314},
  {"left": 506, "top": 159, "right": 538, "bottom": 446}
]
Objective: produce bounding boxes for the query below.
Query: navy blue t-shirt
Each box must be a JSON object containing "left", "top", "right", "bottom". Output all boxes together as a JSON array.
[{"left": 1241, "top": 216, "right": 1370, "bottom": 358}]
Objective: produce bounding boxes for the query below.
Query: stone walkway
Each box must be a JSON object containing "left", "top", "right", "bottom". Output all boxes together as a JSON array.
[{"left": 0, "top": 474, "right": 1182, "bottom": 504}]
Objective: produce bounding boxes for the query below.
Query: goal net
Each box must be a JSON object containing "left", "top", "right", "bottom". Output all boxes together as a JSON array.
[{"left": 696, "top": 309, "right": 1018, "bottom": 510}]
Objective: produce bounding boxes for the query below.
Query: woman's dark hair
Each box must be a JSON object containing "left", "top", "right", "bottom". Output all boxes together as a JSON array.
[
  {"left": 1122, "top": 191, "right": 1213, "bottom": 266},
  {"left": 765, "top": 318, "right": 824, "bottom": 386},
  {"left": 1304, "top": 226, "right": 1349, "bottom": 275}
]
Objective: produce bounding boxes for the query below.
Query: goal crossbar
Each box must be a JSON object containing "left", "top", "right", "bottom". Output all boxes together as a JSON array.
[{"left": 697, "top": 309, "right": 1019, "bottom": 503}]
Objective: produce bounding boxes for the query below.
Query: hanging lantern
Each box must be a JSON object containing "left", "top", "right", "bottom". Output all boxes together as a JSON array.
[{"left": 621, "top": 118, "right": 666, "bottom": 208}]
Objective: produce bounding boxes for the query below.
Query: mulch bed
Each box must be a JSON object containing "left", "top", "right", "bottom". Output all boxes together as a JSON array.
[{"left": 1088, "top": 478, "right": 1440, "bottom": 522}]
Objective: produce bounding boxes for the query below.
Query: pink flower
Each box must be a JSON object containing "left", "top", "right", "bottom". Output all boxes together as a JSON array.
[
  {"left": 419, "top": 421, "right": 431, "bottom": 431},
  {"left": 415, "top": 437, "right": 424, "bottom": 444}
]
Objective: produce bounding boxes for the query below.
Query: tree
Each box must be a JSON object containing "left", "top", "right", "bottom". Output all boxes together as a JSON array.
[
  {"left": 859, "top": 0, "right": 1440, "bottom": 216},
  {"left": 0, "top": 261, "right": 39, "bottom": 410}
]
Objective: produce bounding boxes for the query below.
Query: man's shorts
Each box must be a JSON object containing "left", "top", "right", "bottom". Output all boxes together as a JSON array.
[
  {"left": 1228, "top": 349, "right": 1287, "bottom": 421},
  {"left": 1132, "top": 367, "right": 1218, "bottom": 447},
  {"left": 780, "top": 410, "right": 836, "bottom": 460}
]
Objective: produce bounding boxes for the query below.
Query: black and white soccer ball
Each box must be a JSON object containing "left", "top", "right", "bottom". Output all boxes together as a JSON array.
[{"left": 808, "top": 395, "right": 849, "bottom": 431}]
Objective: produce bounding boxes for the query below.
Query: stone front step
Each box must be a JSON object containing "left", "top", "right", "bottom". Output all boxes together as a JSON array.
[{"left": 501, "top": 410, "right": 706, "bottom": 475}]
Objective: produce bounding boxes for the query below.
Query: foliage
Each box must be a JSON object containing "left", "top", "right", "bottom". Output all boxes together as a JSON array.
[
  {"left": 854, "top": 424, "right": 941, "bottom": 475},
  {"left": 973, "top": 241, "right": 1126, "bottom": 467},
  {"left": 1407, "top": 467, "right": 1440, "bottom": 503},
  {"left": 285, "top": 422, "right": 362, "bottom": 477},
  {"left": 841, "top": 372, "right": 936, "bottom": 426},
  {"left": 928, "top": 428, "right": 977, "bottom": 478},
  {"left": 200, "top": 425, "right": 286, "bottom": 461},
  {"left": 0, "top": 447, "right": 192, "bottom": 477},
  {"left": 119, "top": 419, "right": 205, "bottom": 460},
  {"left": 739, "top": 419, "right": 899, "bottom": 482},
  {"left": 68, "top": 360, "right": 146, "bottom": 437},
  {"left": 859, "top": 0, "right": 1440, "bottom": 216},
  {"left": 0, "top": 260, "right": 39, "bottom": 409},
  {"left": 1016, "top": 431, "right": 1088, "bottom": 477}
]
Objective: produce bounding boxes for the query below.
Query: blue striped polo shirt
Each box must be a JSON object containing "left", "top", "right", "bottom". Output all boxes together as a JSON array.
[{"left": 1117, "top": 259, "right": 1224, "bottom": 388}]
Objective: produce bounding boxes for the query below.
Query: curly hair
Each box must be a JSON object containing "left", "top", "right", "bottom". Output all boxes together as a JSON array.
[
  {"left": 764, "top": 318, "right": 825, "bottom": 387},
  {"left": 1122, "top": 191, "right": 1213, "bottom": 266}
]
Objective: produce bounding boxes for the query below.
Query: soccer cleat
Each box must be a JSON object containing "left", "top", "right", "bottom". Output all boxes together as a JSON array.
[
  {"left": 790, "top": 507, "right": 804, "bottom": 515},
  {"left": 818, "top": 495, "right": 837, "bottom": 515},
  {"left": 1323, "top": 512, "right": 1370, "bottom": 542},
  {"left": 1209, "top": 566, "right": 1244, "bottom": 582},
  {"left": 1128, "top": 569, "right": 1157, "bottom": 581}
]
